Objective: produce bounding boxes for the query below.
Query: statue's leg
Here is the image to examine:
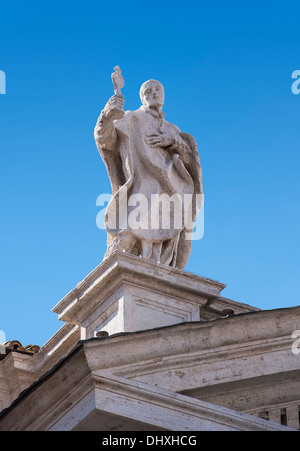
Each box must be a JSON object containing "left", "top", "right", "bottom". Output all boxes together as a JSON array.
[
  {"left": 152, "top": 242, "right": 163, "bottom": 263},
  {"left": 140, "top": 240, "right": 168, "bottom": 264},
  {"left": 141, "top": 240, "right": 153, "bottom": 259},
  {"left": 141, "top": 240, "right": 163, "bottom": 262}
]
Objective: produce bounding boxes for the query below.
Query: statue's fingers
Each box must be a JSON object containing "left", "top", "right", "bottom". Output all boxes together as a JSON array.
[
  {"left": 146, "top": 139, "right": 160, "bottom": 145},
  {"left": 110, "top": 99, "right": 123, "bottom": 109},
  {"left": 146, "top": 136, "right": 161, "bottom": 141},
  {"left": 149, "top": 142, "right": 163, "bottom": 147}
]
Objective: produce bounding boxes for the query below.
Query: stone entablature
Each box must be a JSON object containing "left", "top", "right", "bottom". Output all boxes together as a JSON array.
[{"left": 0, "top": 337, "right": 294, "bottom": 431}]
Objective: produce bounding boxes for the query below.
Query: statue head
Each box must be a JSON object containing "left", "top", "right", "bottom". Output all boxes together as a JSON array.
[{"left": 139, "top": 80, "right": 165, "bottom": 109}]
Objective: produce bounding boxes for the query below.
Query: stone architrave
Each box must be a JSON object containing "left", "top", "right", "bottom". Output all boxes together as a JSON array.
[{"left": 94, "top": 68, "right": 203, "bottom": 269}]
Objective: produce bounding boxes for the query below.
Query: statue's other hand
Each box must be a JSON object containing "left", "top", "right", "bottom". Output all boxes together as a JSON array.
[
  {"left": 104, "top": 95, "right": 125, "bottom": 120},
  {"left": 145, "top": 133, "right": 174, "bottom": 148}
]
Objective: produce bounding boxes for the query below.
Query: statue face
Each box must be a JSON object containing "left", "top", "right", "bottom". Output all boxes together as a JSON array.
[{"left": 141, "top": 81, "right": 165, "bottom": 108}]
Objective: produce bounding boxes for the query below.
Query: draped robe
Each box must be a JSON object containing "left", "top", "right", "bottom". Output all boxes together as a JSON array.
[{"left": 95, "top": 105, "right": 203, "bottom": 269}]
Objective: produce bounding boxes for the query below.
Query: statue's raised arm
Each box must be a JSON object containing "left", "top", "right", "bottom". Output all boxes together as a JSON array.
[{"left": 94, "top": 66, "right": 125, "bottom": 151}]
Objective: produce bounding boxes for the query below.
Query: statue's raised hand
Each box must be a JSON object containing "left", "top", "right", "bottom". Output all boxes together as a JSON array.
[{"left": 104, "top": 94, "right": 125, "bottom": 120}]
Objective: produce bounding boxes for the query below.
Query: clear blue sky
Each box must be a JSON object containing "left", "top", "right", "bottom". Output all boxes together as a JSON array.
[{"left": 1, "top": 0, "right": 299, "bottom": 347}]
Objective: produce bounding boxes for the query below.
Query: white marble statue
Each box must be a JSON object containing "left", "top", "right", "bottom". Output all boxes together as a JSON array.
[{"left": 94, "top": 67, "right": 203, "bottom": 269}]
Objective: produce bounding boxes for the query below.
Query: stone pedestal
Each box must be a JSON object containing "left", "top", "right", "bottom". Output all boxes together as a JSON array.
[{"left": 52, "top": 251, "right": 226, "bottom": 339}]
